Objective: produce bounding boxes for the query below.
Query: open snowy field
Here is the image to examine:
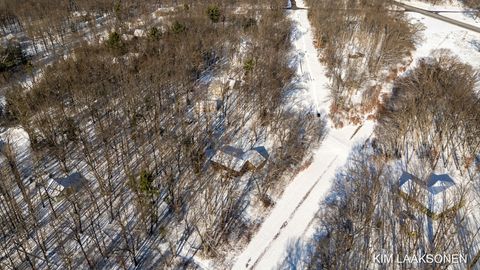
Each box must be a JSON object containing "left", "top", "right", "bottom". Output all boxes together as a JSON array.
[
  {"left": 399, "top": 0, "right": 480, "bottom": 29},
  {"left": 402, "top": 2, "right": 480, "bottom": 69}
]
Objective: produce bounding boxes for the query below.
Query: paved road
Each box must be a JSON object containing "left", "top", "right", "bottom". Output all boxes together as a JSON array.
[{"left": 394, "top": 1, "right": 480, "bottom": 34}]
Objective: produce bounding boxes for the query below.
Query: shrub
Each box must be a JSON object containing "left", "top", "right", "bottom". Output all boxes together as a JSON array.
[
  {"left": 243, "top": 58, "right": 255, "bottom": 73},
  {"left": 148, "top": 26, "right": 161, "bottom": 40},
  {"left": 0, "top": 42, "right": 26, "bottom": 73},
  {"left": 105, "top": 31, "right": 124, "bottom": 51},
  {"left": 139, "top": 170, "right": 155, "bottom": 194},
  {"left": 171, "top": 21, "right": 186, "bottom": 34},
  {"left": 207, "top": 5, "right": 221, "bottom": 23}
]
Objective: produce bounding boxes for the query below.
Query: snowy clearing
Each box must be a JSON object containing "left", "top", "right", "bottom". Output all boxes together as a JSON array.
[{"left": 402, "top": 4, "right": 480, "bottom": 72}]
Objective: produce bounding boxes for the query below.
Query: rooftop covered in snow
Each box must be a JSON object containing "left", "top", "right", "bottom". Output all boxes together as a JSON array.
[
  {"left": 210, "top": 146, "right": 268, "bottom": 175},
  {"left": 398, "top": 171, "right": 460, "bottom": 217},
  {"left": 46, "top": 172, "right": 87, "bottom": 197}
]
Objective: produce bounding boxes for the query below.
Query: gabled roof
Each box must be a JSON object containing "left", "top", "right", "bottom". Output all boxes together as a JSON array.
[
  {"left": 426, "top": 173, "right": 455, "bottom": 195},
  {"left": 244, "top": 147, "right": 269, "bottom": 168},
  {"left": 243, "top": 150, "right": 265, "bottom": 168},
  {"left": 211, "top": 146, "right": 246, "bottom": 173},
  {"left": 46, "top": 173, "right": 86, "bottom": 197},
  {"left": 211, "top": 146, "right": 269, "bottom": 173},
  {"left": 398, "top": 171, "right": 458, "bottom": 215},
  {"left": 399, "top": 177, "right": 422, "bottom": 196},
  {"left": 398, "top": 171, "right": 418, "bottom": 187}
]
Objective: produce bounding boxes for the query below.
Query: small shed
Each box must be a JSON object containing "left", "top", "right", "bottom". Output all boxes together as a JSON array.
[
  {"left": 194, "top": 100, "right": 220, "bottom": 115},
  {"left": 46, "top": 172, "right": 87, "bottom": 198}
]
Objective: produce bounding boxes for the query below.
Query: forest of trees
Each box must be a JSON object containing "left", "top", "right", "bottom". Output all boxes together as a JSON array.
[
  {"left": 303, "top": 51, "right": 480, "bottom": 270},
  {"left": 305, "top": 0, "right": 419, "bottom": 127},
  {"left": 0, "top": 0, "right": 183, "bottom": 84},
  {"left": 3, "top": 0, "right": 480, "bottom": 269},
  {"left": 0, "top": 0, "right": 326, "bottom": 269},
  {"left": 304, "top": 146, "right": 477, "bottom": 269},
  {"left": 376, "top": 50, "right": 480, "bottom": 171}
]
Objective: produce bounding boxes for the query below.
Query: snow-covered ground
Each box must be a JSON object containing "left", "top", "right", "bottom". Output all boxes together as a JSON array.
[
  {"left": 399, "top": 0, "right": 480, "bottom": 30},
  {"left": 405, "top": 9, "right": 480, "bottom": 69},
  {"left": 231, "top": 0, "right": 375, "bottom": 269},
  {"left": 402, "top": 2, "right": 480, "bottom": 267}
]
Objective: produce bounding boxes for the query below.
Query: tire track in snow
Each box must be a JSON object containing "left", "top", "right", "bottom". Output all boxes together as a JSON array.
[{"left": 246, "top": 156, "right": 338, "bottom": 269}]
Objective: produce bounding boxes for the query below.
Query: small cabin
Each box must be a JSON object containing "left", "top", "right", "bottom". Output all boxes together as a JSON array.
[
  {"left": 211, "top": 146, "right": 269, "bottom": 176},
  {"left": 194, "top": 100, "right": 220, "bottom": 115},
  {"left": 46, "top": 172, "right": 87, "bottom": 198}
]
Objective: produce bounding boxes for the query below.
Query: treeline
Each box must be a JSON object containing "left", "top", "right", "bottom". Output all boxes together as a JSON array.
[
  {"left": 0, "top": 1, "right": 325, "bottom": 269},
  {"left": 0, "top": 0, "right": 157, "bottom": 84},
  {"left": 305, "top": 0, "right": 418, "bottom": 126},
  {"left": 376, "top": 50, "right": 480, "bottom": 171},
  {"left": 0, "top": 0, "right": 158, "bottom": 34},
  {"left": 0, "top": 0, "right": 190, "bottom": 83},
  {"left": 463, "top": 0, "right": 480, "bottom": 11},
  {"left": 421, "top": 0, "right": 480, "bottom": 17}
]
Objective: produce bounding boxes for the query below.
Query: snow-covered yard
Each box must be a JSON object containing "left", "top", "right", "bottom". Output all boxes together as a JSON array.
[{"left": 399, "top": 0, "right": 480, "bottom": 30}]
